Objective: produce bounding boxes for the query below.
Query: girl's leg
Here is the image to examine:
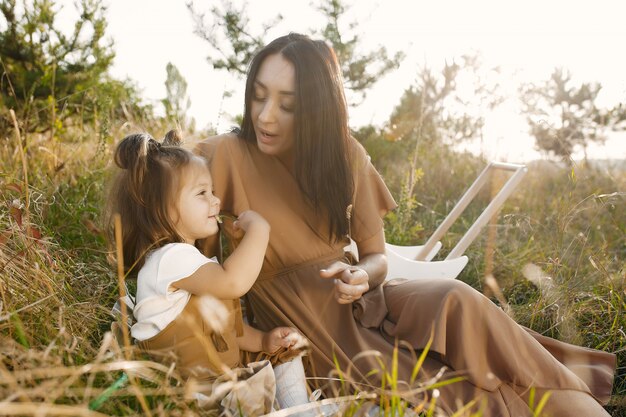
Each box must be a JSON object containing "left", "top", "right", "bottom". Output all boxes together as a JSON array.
[
  {"left": 274, "top": 356, "right": 342, "bottom": 416},
  {"left": 273, "top": 355, "right": 310, "bottom": 409}
]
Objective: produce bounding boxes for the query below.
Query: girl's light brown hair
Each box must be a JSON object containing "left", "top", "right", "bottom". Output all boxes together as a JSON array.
[{"left": 106, "top": 130, "right": 202, "bottom": 276}]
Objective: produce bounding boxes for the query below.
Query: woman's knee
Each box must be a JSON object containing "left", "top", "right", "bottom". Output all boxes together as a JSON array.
[
  {"left": 422, "top": 279, "right": 482, "bottom": 304},
  {"left": 384, "top": 279, "right": 486, "bottom": 322}
]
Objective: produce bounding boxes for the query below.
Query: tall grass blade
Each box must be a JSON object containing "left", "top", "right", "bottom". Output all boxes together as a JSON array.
[
  {"left": 532, "top": 391, "right": 552, "bottom": 417},
  {"left": 10, "top": 313, "right": 29, "bottom": 348},
  {"left": 9, "top": 109, "right": 30, "bottom": 217},
  {"left": 88, "top": 373, "right": 128, "bottom": 410},
  {"left": 410, "top": 328, "right": 434, "bottom": 385}
]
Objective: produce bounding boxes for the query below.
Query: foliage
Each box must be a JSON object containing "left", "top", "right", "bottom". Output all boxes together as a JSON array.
[
  {"left": 0, "top": 0, "right": 150, "bottom": 138},
  {"left": 519, "top": 68, "right": 611, "bottom": 163},
  {"left": 312, "top": 0, "right": 404, "bottom": 104},
  {"left": 610, "top": 102, "right": 626, "bottom": 130},
  {"left": 162, "top": 62, "right": 194, "bottom": 132},
  {"left": 186, "top": 0, "right": 275, "bottom": 77},
  {"left": 386, "top": 54, "right": 503, "bottom": 147},
  {"left": 1, "top": 0, "right": 106, "bottom": 131},
  {"left": 357, "top": 55, "right": 501, "bottom": 246},
  {"left": 186, "top": 0, "right": 403, "bottom": 104},
  {"left": 353, "top": 124, "right": 413, "bottom": 194}
]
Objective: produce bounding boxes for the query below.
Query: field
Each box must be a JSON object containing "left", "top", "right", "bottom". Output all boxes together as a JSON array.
[{"left": 0, "top": 117, "right": 624, "bottom": 415}]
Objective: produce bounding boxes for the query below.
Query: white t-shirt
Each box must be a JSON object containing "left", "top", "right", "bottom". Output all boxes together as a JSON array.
[{"left": 131, "top": 243, "right": 217, "bottom": 341}]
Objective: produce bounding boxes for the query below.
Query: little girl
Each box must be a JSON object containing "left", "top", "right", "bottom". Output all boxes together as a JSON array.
[{"left": 107, "top": 130, "right": 310, "bottom": 415}]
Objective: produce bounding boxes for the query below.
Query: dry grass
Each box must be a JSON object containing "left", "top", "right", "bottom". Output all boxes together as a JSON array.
[{"left": 1, "top": 116, "right": 624, "bottom": 415}]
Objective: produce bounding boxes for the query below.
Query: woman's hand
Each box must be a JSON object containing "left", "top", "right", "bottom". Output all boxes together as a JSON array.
[
  {"left": 319, "top": 261, "right": 370, "bottom": 304},
  {"left": 262, "top": 327, "right": 303, "bottom": 353}
]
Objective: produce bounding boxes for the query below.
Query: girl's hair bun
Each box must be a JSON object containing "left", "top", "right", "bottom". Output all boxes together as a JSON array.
[
  {"left": 114, "top": 133, "right": 152, "bottom": 170},
  {"left": 114, "top": 132, "right": 175, "bottom": 170},
  {"left": 163, "top": 129, "right": 183, "bottom": 146}
]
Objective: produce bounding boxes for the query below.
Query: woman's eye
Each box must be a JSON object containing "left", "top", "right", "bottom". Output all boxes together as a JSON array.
[{"left": 197, "top": 191, "right": 206, "bottom": 196}]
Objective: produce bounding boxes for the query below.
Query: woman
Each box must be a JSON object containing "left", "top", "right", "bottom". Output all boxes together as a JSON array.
[{"left": 196, "top": 33, "right": 615, "bottom": 416}]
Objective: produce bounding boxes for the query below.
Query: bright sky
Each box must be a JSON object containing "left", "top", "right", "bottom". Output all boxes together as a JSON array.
[{"left": 56, "top": 0, "right": 626, "bottom": 162}]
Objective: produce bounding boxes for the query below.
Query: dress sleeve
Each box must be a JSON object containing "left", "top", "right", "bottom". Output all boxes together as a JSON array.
[
  {"left": 155, "top": 244, "right": 216, "bottom": 297},
  {"left": 195, "top": 134, "right": 250, "bottom": 216},
  {"left": 350, "top": 142, "right": 398, "bottom": 243}
]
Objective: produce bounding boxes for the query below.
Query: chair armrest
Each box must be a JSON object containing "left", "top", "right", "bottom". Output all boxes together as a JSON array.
[
  {"left": 385, "top": 249, "right": 468, "bottom": 281},
  {"left": 385, "top": 241, "right": 442, "bottom": 261}
]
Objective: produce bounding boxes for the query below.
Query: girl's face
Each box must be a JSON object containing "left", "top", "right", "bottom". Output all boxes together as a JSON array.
[
  {"left": 251, "top": 53, "right": 296, "bottom": 162},
  {"left": 172, "top": 157, "right": 221, "bottom": 244}
]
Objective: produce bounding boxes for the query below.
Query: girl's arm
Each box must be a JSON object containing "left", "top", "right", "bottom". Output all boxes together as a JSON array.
[
  {"left": 237, "top": 324, "right": 299, "bottom": 353},
  {"left": 237, "top": 324, "right": 264, "bottom": 352},
  {"left": 173, "top": 210, "right": 270, "bottom": 300}
]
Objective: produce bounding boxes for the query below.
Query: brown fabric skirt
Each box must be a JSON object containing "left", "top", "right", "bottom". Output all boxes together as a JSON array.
[{"left": 246, "top": 256, "right": 616, "bottom": 417}]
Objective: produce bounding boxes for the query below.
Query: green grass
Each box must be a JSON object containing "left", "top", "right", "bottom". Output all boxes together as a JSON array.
[
  {"left": 1, "top": 118, "right": 624, "bottom": 415},
  {"left": 376, "top": 143, "right": 625, "bottom": 415}
]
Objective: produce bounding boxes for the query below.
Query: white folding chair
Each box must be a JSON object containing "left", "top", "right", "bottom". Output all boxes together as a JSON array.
[{"left": 348, "top": 161, "right": 527, "bottom": 281}]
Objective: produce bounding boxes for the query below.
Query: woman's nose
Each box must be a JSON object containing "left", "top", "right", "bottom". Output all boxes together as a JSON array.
[
  {"left": 258, "top": 100, "right": 276, "bottom": 124},
  {"left": 211, "top": 195, "right": 221, "bottom": 208}
]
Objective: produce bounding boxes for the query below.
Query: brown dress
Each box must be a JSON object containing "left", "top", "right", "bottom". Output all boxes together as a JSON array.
[
  {"left": 138, "top": 296, "right": 283, "bottom": 415},
  {"left": 196, "top": 134, "right": 616, "bottom": 416},
  {"left": 138, "top": 295, "right": 243, "bottom": 379}
]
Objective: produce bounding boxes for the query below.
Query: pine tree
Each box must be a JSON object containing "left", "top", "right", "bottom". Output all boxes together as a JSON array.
[
  {"left": 186, "top": 0, "right": 403, "bottom": 105},
  {"left": 0, "top": 0, "right": 132, "bottom": 135},
  {"left": 162, "top": 62, "right": 194, "bottom": 131},
  {"left": 520, "top": 68, "right": 608, "bottom": 163}
]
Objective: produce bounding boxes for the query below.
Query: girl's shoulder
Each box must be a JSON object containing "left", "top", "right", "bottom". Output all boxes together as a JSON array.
[
  {"left": 143, "top": 243, "right": 203, "bottom": 267},
  {"left": 139, "top": 243, "right": 217, "bottom": 283},
  {"left": 153, "top": 241, "right": 200, "bottom": 254}
]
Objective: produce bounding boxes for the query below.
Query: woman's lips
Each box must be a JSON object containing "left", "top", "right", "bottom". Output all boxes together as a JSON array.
[{"left": 257, "top": 128, "right": 278, "bottom": 144}]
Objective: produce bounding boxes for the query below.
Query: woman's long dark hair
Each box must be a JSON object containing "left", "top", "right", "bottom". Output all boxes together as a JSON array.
[{"left": 240, "top": 33, "right": 354, "bottom": 241}]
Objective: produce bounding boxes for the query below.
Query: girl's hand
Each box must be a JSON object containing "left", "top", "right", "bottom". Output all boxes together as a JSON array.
[
  {"left": 220, "top": 210, "right": 269, "bottom": 240},
  {"left": 319, "top": 261, "right": 369, "bottom": 304},
  {"left": 262, "top": 327, "right": 303, "bottom": 353},
  {"left": 233, "top": 210, "right": 270, "bottom": 234}
]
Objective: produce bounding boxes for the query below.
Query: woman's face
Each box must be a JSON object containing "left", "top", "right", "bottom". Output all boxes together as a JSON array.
[{"left": 251, "top": 53, "right": 296, "bottom": 160}]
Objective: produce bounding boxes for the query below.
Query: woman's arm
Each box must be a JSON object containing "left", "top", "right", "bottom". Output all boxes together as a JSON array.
[
  {"left": 319, "top": 228, "right": 388, "bottom": 304},
  {"left": 354, "top": 228, "right": 388, "bottom": 289},
  {"left": 173, "top": 211, "right": 269, "bottom": 299}
]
